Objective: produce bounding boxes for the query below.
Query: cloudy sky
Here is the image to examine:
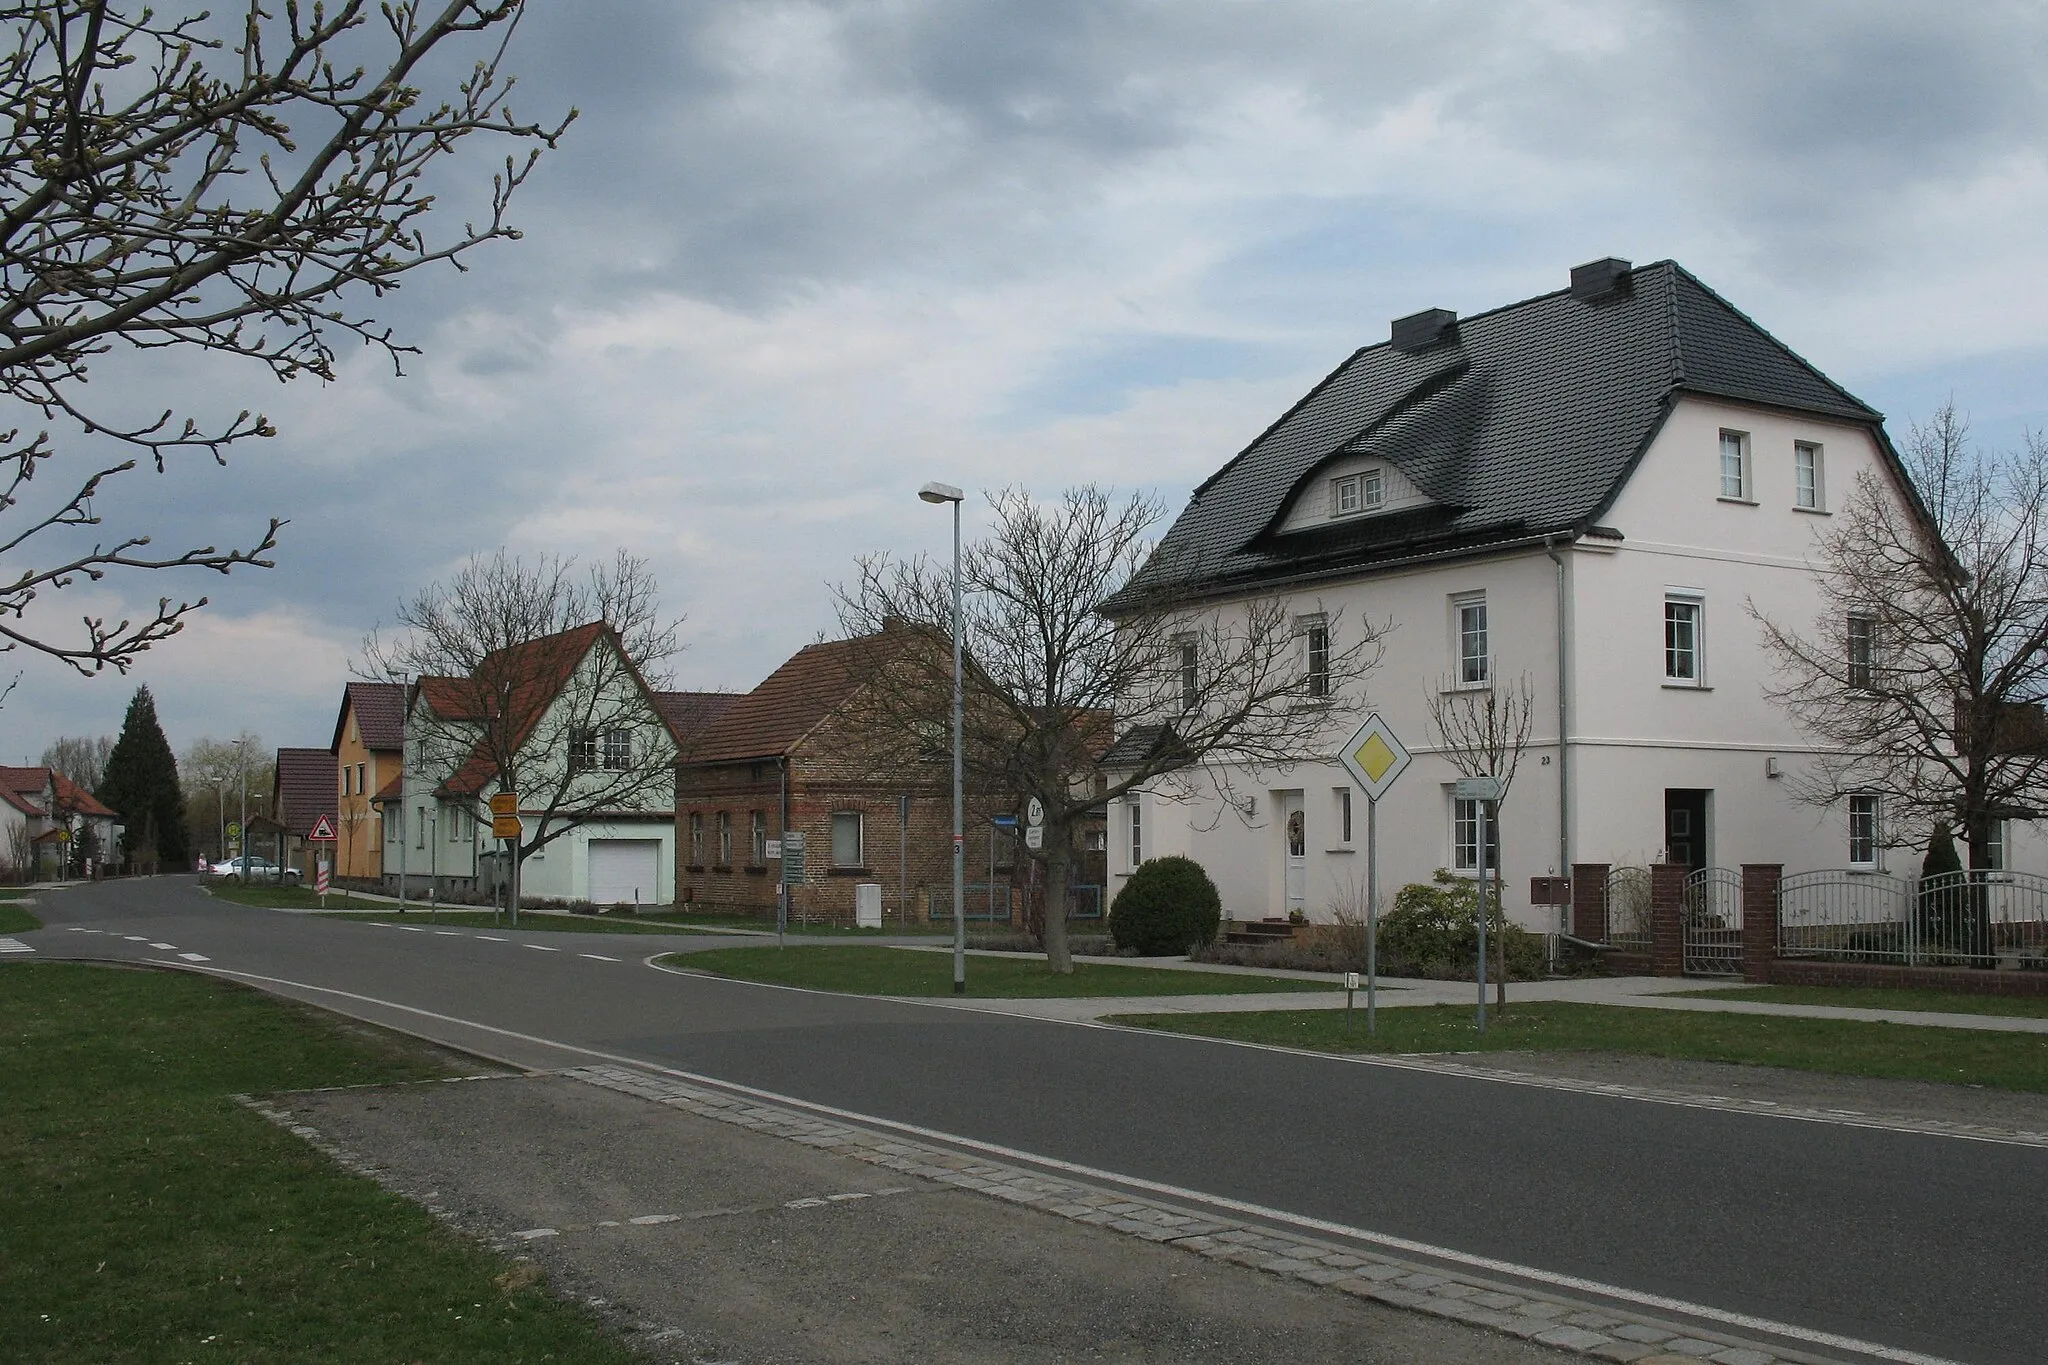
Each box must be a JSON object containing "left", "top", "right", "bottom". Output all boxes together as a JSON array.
[{"left": 7, "top": 0, "right": 2048, "bottom": 765}]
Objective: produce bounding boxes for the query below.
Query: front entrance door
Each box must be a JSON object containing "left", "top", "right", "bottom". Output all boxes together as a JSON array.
[
  {"left": 1279, "top": 791, "right": 1306, "bottom": 918},
  {"left": 1663, "top": 789, "right": 1709, "bottom": 872}
]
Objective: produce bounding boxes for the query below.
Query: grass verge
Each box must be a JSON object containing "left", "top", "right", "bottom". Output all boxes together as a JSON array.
[
  {"left": 665, "top": 944, "right": 1331, "bottom": 998},
  {"left": 1671, "top": 983, "right": 2048, "bottom": 1020},
  {"left": 320, "top": 909, "right": 715, "bottom": 935},
  {"left": 1106, "top": 1002, "right": 2048, "bottom": 1092},
  {"left": 0, "top": 902, "right": 41, "bottom": 933},
  {"left": 0, "top": 962, "right": 639, "bottom": 1362},
  {"left": 204, "top": 880, "right": 367, "bottom": 910}
]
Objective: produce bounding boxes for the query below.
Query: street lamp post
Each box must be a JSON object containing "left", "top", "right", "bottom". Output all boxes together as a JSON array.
[{"left": 919, "top": 480, "right": 967, "bottom": 995}]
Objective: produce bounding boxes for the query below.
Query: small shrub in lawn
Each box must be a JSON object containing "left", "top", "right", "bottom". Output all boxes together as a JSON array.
[
  {"left": 1377, "top": 870, "right": 1545, "bottom": 981},
  {"left": 1110, "top": 856, "right": 1223, "bottom": 955}
]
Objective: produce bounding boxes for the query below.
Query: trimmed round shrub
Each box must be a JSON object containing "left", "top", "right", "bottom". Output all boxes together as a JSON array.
[{"left": 1109, "top": 856, "right": 1222, "bottom": 955}]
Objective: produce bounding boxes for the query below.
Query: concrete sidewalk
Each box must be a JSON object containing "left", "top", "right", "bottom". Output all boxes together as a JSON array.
[{"left": 900, "top": 955, "right": 2048, "bottom": 1034}]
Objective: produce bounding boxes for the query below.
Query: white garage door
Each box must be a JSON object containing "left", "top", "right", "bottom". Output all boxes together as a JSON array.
[{"left": 588, "top": 839, "right": 661, "bottom": 906}]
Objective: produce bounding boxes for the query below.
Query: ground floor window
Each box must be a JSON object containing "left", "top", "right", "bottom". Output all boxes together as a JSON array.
[
  {"left": 1848, "top": 794, "right": 1880, "bottom": 868},
  {"left": 1128, "top": 797, "right": 1142, "bottom": 867},
  {"left": 1451, "top": 796, "right": 1499, "bottom": 873},
  {"left": 832, "top": 811, "right": 864, "bottom": 867},
  {"left": 717, "top": 811, "right": 732, "bottom": 865}
]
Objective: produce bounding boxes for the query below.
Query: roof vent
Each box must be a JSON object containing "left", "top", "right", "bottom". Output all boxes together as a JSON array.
[
  {"left": 1390, "top": 307, "right": 1458, "bottom": 353},
  {"left": 1570, "top": 257, "right": 1633, "bottom": 302}
]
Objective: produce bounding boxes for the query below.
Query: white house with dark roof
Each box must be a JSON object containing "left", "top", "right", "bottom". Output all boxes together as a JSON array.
[{"left": 1103, "top": 258, "right": 2036, "bottom": 933}]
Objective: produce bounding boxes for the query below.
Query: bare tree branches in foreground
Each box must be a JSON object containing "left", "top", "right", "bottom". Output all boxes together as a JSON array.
[
  {"left": 361, "top": 551, "right": 683, "bottom": 894},
  {"left": 0, "top": 1, "right": 571, "bottom": 673},
  {"left": 1426, "top": 672, "right": 1536, "bottom": 1007},
  {"left": 1755, "top": 403, "right": 2048, "bottom": 870},
  {"left": 838, "top": 486, "right": 1386, "bottom": 973}
]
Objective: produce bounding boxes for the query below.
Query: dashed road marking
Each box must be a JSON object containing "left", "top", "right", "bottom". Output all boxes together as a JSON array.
[
  {"left": 476, "top": 935, "right": 506, "bottom": 942},
  {"left": 177, "top": 952, "right": 211, "bottom": 962},
  {"left": 579, "top": 953, "right": 620, "bottom": 962},
  {"left": 434, "top": 930, "right": 461, "bottom": 936},
  {"left": 523, "top": 944, "right": 558, "bottom": 953},
  {"left": 398, "top": 926, "right": 423, "bottom": 933},
  {"left": 149, "top": 942, "right": 177, "bottom": 950},
  {"left": 124, "top": 935, "right": 147, "bottom": 941},
  {"left": 627, "top": 1213, "right": 681, "bottom": 1225},
  {"left": 0, "top": 938, "right": 33, "bottom": 955},
  {"left": 511, "top": 1228, "right": 558, "bottom": 1240}
]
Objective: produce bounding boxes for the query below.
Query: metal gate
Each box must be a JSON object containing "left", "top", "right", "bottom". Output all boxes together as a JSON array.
[{"left": 1683, "top": 867, "right": 1743, "bottom": 975}]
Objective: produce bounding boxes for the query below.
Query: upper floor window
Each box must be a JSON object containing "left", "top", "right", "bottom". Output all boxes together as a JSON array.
[
  {"left": 1453, "top": 592, "right": 1488, "bottom": 685},
  {"left": 1719, "top": 430, "right": 1751, "bottom": 501},
  {"left": 356, "top": 763, "right": 366, "bottom": 797},
  {"left": 602, "top": 728, "right": 633, "bottom": 771},
  {"left": 1846, "top": 613, "right": 1876, "bottom": 690},
  {"left": 1128, "top": 796, "right": 1143, "bottom": 867},
  {"left": 448, "top": 806, "right": 469, "bottom": 841},
  {"left": 717, "top": 811, "right": 732, "bottom": 865},
  {"left": 1177, "top": 639, "right": 1199, "bottom": 713},
  {"left": 342, "top": 766, "right": 353, "bottom": 796},
  {"left": 1329, "top": 468, "right": 1385, "bottom": 519},
  {"left": 1794, "top": 441, "right": 1825, "bottom": 510},
  {"left": 1300, "top": 615, "right": 1330, "bottom": 698},
  {"left": 1665, "top": 592, "right": 1703, "bottom": 684},
  {"left": 569, "top": 729, "right": 597, "bottom": 772},
  {"left": 570, "top": 727, "right": 634, "bottom": 772},
  {"left": 1847, "top": 794, "right": 1880, "bottom": 868},
  {"left": 751, "top": 811, "right": 768, "bottom": 864}
]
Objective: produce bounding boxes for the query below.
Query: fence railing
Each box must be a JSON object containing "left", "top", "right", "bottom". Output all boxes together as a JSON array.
[
  {"left": 1682, "top": 866, "right": 1743, "bottom": 975},
  {"left": 1777, "top": 868, "right": 2048, "bottom": 968},
  {"left": 1605, "top": 866, "right": 1652, "bottom": 952}
]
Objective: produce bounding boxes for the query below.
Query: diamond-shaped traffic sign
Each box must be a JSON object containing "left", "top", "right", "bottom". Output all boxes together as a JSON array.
[{"left": 1338, "top": 712, "right": 1411, "bottom": 800}]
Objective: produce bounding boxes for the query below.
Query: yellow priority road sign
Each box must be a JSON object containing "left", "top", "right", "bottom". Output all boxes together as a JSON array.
[{"left": 1337, "top": 712, "right": 1411, "bottom": 801}]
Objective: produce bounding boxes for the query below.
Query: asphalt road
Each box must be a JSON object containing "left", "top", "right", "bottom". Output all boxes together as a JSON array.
[{"left": 19, "top": 877, "right": 2048, "bottom": 1365}]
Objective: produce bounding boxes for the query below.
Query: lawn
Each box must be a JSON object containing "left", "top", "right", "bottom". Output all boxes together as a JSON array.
[
  {"left": 1107, "top": 1002, "right": 2048, "bottom": 1093},
  {"left": 204, "top": 879, "right": 375, "bottom": 910},
  {"left": 1671, "top": 983, "right": 2048, "bottom": 1020},
  {"left": 665, "top": 944, "right": 1332, "bottom": 998},
  {"left": 0, "top": 902, "right": 41, "bottom": 933},
  {"left": 0, "top": 962, "right": 639, "bottom": 1363}
]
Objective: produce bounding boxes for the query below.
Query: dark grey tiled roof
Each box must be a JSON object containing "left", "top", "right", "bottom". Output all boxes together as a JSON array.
[
  {"left": 1098, "top": 723, "right": 1186, "bottom": 772},
  {"left": 1110, "top": 261, "right": 1883, "bottom": 606}
]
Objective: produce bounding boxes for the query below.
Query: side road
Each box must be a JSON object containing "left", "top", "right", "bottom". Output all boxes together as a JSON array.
[{"left": 262, "top": 1065, "right": 1827, "bottom": 1365}]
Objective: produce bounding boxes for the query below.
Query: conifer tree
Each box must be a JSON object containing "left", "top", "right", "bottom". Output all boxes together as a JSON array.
[{"left": 98, "top": 686, "right": 189, "bottom": 868}]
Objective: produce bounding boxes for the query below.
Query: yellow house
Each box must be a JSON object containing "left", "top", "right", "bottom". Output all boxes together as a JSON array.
[{"left": 329, "top": 682, "right": 405, "bottom": 885}]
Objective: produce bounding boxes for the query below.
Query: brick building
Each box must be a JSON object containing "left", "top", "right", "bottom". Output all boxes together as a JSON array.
[{"left": 676, "top": 630, "right": 1008, "bottom": 924}]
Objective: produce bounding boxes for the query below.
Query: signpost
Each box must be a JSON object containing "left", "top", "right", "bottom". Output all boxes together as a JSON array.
[
  {"left": 1453, "top": 775, "right": 1505, "bottom": 1033},
  {"left": 308, "top": 814, "right": 337, "bottom": 906},
  {"left": 779, "top": 831, "right": 805, "bottom": 947},
  {"left": 1336, "top": 713, "right": 1412, "bottom": 1037},
  {"left": 490, "top": 792, "right": 519, "bottom": 926},
  {"left": 1023, "top": 796, "right": 1044, "bottom": 852}
]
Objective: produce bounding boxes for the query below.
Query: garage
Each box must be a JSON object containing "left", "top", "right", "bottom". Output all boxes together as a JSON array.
[{"left": 587, "top": 839, "right": 662, "bottom": 907}]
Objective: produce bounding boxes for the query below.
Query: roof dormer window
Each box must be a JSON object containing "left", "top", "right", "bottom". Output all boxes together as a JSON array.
[{"left": 1330, "top": 468, "right": 1384, "bottom": 519}]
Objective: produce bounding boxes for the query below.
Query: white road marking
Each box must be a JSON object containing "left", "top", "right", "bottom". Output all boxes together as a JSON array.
[
  {"left": 398, "top": 926, "right": 423, "bottom": 933},
  {"left": 180, "top": 965, "right": 1971, "bottom": 1365},
  {"left": 579, "top": 953, "right": 620, "bottom": 962},
  {"left": 177, "top": 952, "right": 210, "bottom": 962},
  {"left": 149, "top": 943, "right": 176, "bottom": 950},
  {"left": 510, "top": 1228, "right": 558, "bottom": 1240},
  {"left": 476, "top": 935, "right": 506, "bottom": 942},
  {"left": 627, "top": 1213, "right": 681, "bottom": 1225},
  {"left": 124, "top": 935, "right": 147, "bottom": 941},
  {"left": 435, "top": 930, "right": 461, "bottom": 936},
  {"left": 523, "top": 944, "right": 558, "bottom": 953},
  {"left": 0, "top": 938, "right": 33, "bottom": 954}
]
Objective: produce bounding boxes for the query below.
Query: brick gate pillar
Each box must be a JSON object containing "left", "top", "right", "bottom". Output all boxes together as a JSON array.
[
  {"left": 1741, "top": 864, "right": 1781, "bottom": 984},
  {"left": 1650, "top": 863, "right": 1686, "bottom": 977},
  {"left": 1570, "top": 863, "right": 1610, "bottom": 942}
]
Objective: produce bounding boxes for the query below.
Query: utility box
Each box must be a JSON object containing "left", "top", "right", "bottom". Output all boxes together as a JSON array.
[{"left": 855, "top": 882, "right": 883, "bottom": 929}]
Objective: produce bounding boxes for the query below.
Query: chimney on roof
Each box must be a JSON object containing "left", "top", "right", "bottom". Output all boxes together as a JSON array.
[
  {"left": 1570, "top": 257, "right": 1633, "bottom": 302},
  {"left": 1390, "top": 307, "right": 1457, "bottom": 354}
]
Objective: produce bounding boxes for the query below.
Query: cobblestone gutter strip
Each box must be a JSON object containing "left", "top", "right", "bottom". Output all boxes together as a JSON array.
[{"left": 565, "top": 1063, "right": 1830, "bottom": 1365}]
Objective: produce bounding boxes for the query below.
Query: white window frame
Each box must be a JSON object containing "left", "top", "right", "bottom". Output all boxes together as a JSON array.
[
  {"left": 1986, "top": 819, "right": 2008, "bottom": 872},
  {"left": 1452, "top": 592, "right": 1489, "bottom": 687},
  {"left": 1333, "top": 787, "right": 1353, "bottom": 845},
  {"left": 751, "top": 810, "right": 768, "bottom": 864},
  {"left": 1719, "top": 429, "right": 1752, "bottom": 501},
  {"left": 1847, "top": 794, "right": 1880, "bottom": 869},
  {"left": 415, "top": 804, "right": 426, "bottom": 850},
  {"left": 1300, "top": 614, "right": 1330, "bottom": 698},
  {"left": 568, "top": 728, "right": 598, "bottom": 773},
  {"left": 1359, "top": 466, "right": 1384, "bottom": 509},
  {"left": 1664, "top": 590, "right": 1704, "bottom": 685},
  {"left": 717, "top": 811, "right": 732, "bottom": 866},
  {"left": 831, "top": 810, "right": 864, "bottom": 868},
  {"left": 1330, "top": 474, "right": 1362, "bottom": 517},
  {"left": 1847, "top": 613, "right": 1876, "bottom": 691},
  {"left": 1128, "top": 795, "right": 1143, "bottom": 868},
  {"left": 448, "top": 805, "right": 468, "bottom": 842},
  {"left": 1794, "top": 441, "right": 1825, "bottom": 511},
  {"left": 689, "top": 812, "right": 704, "bottom": 865},
  {"left": 1450, "top": 794, "right": 1498, "bottom": 874},
  {"left": 602, "top": 727, "right": 633, "bottom": 771},
  {"left": 1177, "top": 638, "right": 1199, "bottom": 714}
]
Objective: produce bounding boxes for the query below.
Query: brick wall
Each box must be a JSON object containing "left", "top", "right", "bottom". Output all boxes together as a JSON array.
[
  {"left": 1570, "top": 863, "right": 1609, "bottom": 942},
  {"left": 1649, "top": 863, "right": 1685, "bottom": 977}
]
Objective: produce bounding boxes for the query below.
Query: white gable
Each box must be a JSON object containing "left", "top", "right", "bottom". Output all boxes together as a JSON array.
[{"left": 1275, "top": 454, "right": 1436, "bottom": 534}]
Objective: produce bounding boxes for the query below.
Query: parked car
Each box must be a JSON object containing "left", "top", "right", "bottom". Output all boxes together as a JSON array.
[{"left": 210, "top": 856, "right": 300, "bottom": 883}]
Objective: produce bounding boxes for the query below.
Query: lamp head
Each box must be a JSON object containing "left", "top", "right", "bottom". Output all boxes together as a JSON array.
[{"left": 918, "top": 481, "right": 964, "bottom": 505}]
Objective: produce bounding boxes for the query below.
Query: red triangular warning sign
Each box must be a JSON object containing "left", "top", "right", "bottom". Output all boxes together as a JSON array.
[{"left": 308, "top": 814, "right": 337, "bottom": 841}]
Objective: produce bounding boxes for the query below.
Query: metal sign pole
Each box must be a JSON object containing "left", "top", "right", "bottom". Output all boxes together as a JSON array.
[
  {"left": 1366, "top": 794, "right": 1378, "bottom": 1038},
  {"left": 1476, "top": 799, "right": 1489, "bottom": 1035}
]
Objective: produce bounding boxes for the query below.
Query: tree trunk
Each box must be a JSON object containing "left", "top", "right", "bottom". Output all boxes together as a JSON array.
[{"left": 1042, "top": 828, "right": 1074, "bottom": 975}]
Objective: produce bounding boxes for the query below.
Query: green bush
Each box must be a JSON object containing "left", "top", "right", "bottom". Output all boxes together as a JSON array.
[
  {"left": 1110, "top": 856, "right": 1223, "bottom": 956},
  {"left": 1377, "top": 870, "right": 1545, "bottom": 981}
]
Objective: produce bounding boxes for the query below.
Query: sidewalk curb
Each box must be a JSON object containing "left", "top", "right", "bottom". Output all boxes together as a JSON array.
[{"left": 559, "top": 1062, "right": 1868, "bottom": 1365}]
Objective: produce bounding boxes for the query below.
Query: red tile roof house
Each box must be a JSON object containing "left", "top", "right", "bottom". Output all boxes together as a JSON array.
[
  {"left": 676, "top": 629, "right": 1020, "bottom": 926},
  {"left": 0, "top": 766, "right": 121, "bottom": 881},
  {"left": 373, "top": 622, "right": 734, "bottom": 906},
  {"left": 271, "top": 747, "right": 340, "bottom": 883}
]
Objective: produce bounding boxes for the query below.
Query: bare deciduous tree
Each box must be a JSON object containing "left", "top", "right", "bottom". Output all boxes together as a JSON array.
[
  {"left": 838, "top": 486, "right": 1387, "bottom": 973},
  {"left": 39, "top": 731, "right": 112, "bottom": 790},
  {"left": 1426, "top": 671, "right": 1536, "bottom": 1007},
  {"left": 1754, "top": 403, "right": 2048, "bottom": 871},
  {"left": 361, "top": 551, "right": 683, "bottom": 909},
  {"left": 0, "top": 1, "right": 571, "bottom": 673}
]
